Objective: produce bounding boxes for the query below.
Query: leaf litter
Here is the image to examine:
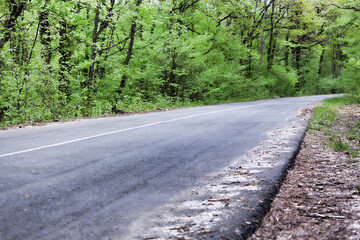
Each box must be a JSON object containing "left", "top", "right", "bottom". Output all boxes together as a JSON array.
[{"left": 250, "top": 104, "right": 360, "bottom": 240}]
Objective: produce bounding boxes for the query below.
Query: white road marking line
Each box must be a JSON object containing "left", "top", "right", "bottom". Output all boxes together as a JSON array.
[{"left": 0, "top": 105, "right": 254, "bottom": 158}]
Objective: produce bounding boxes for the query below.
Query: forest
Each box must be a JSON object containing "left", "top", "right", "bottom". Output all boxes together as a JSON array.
[{"left": 0, "top": 0, "right": 359, "bottom": 126}]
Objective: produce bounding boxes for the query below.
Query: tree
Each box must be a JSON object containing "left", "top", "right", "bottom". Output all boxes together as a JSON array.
[
  {"left": 116, "top": 0, "right": 143, "bottom": 101},
  {"left": 0, "top": 0, "right": 358, "bottom": 126},
  {"left": 0, "top": 0, "right": 27, "bottom": 51}
]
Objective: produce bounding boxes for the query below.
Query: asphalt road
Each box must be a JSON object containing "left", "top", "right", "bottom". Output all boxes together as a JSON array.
[{"left": 0, "top": 95, "right": 335, "bottom": 239}]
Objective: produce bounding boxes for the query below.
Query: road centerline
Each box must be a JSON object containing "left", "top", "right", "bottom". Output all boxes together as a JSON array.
[{"left": 0, "top": 105, "right": 254, "bottom": 158}]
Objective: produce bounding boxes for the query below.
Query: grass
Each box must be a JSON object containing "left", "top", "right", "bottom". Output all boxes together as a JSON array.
[
  {"left": 309, "top": 104, "right": 338, "bottom": 130},
  {"left": 310, "top": 95, "right": 360, "bottom": 157},
  {"left": 308, "top": 96, "right": 351, "bottom": 130},
  {"left": 330, "top": 140, "right": 348, "bottom": 152}
]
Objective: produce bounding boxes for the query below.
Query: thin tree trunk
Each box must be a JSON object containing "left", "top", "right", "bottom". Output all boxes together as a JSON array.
[
  {"left": 22, "top": 26, "right": 30, "bottom": 121},
  {"left": 267, "top": 0, "right": 275, "bottom": 70},
  {"left": 332, "top": 43, "right": 337, "bottom": 79},
  {"left": 0, "top": 1, "right": 27, "bottom": 122},
  {"left": 87, "top": 0, "right": 115, "bottom": 107},
  {"left": 284, "top": 32, "right": 289, "bottom": 67},
  {"left": 162, "top": 0, "right": 176, "bottom": 96},
  {"left": 117, "top": 0, "right": 142, "bottom": 99},
  {"left": 9, "top": 16, "right": 22, "bottom": 110},
  {"left": 0, "top": 1, "right": 26, "bottom": 51},
  {"left": 88, "top": 5, "right": 100, "bottom": 94},
  {"left": 318, "top": 46, "right": 325, "bottom": 76},
  {"left": 258, "top": 0, "right": 267, "bottom": 80},
  {"left": 59, "top": 19, "right": 72, "bottom": 99},
  {"left": 335, "top": 41, "right": 342, "bottom": 79},
  {"left": 39, "top": 5, "right": 52, "bottom": 67},
  {"left": 247, "top": 43, "right": 252, "bottom": 78}
]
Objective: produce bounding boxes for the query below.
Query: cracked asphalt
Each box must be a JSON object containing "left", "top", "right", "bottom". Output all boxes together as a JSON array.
[{"left": 0, "top": 95, "right": 336, "bottom": 239}]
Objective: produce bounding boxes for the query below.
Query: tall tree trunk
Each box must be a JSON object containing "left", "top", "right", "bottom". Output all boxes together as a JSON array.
[
  {"left": 38, "top": 1, "right": 58, "bottom": 117},
  {"left": 39, "top": 5, "right": 52, "bottom": 67},
  {"left": 58, "top": 0, "right": 74, "bottom": 100},
  {"left": 117, "top": 0, "right": 142, "bottom": 99},
  {"left": 87, "top": 0, "right": 115, "bottom": 112},
  {"left": 245, "top": 0, "right": 261, "bottom": 78},
  {"left": 21, "top": 25, "right": 30, "bottom": 121},
  {"left": 284, "top": 32, "right": 290, "bottom": 67},
  {"left": 10, "top": 23, "right": 23, "bottom": 111},
  {"left": 247, "top": 44, "right": 252, "bottom": 78},
  {"left": 318, "top": 46, "right": 325, "bottom": 76},
  {"left": 0, "top": 0, "right": 26, "bottom": 51},
  {"left": 335, "top": 41, "right": 342, "bottom": 79},
  {"left": 258, "top": 0, "right": 267, "bottom": 80},
  {"left": 88, "top": 5, "right": 100, "bottom": 94},
  {"left": 162, "top": 0, "right": 177, "bottom": 96},
  {"left": 332, "top": 43, "right": 337, "bottom": 79},
  {"left": 267, "top": 0, "right": 276, "bottom": 70},
  {"left": 294, "top": 46, "right": 301, "bottom": 70},
  {"left": 0, "top": 1, "right": 27, "bottom": 122},
  {"left": 59, "top": 20, "right": 72, "bottom": 99},
  {"left": 293, "top": 46, "right": 302, "bottom": 90}
]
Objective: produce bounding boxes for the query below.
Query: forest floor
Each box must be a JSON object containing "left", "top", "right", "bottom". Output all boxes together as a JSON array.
[{"left": 250, "top": 103, "right": 360, "bottom": 240}]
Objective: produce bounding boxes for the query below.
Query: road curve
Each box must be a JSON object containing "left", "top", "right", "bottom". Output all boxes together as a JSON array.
[{"left": 0, "top": 95, "right": 335, "bottom": 239}]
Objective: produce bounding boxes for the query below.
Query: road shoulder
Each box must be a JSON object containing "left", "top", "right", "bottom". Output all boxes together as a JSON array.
[
  {"left": 250, "top": 104, "right": 360, "bottom": 240},
  {"left": 131, "top": 102, "right": 315, "bottom": 239}
]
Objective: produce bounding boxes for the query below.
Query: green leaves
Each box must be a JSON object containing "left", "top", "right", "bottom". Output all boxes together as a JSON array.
[{"left": 0, "top": 0, "right": 359, "bottom": 127}]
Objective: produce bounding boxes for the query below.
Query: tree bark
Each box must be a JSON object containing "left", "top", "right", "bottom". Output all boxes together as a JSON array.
[
  {"left": 39, "top": 4, "right": 52, "bottom": 67},
  {"left": 267, "top": 0, "right": 276, "bottom": 70},
  {"left": 331, "top": 4, "right": 360, "bottom": 12},
  {"left": 117, "top": 0, "right": 142, "bottom": 98},
  {"left": 284, "top": 32, "right": 290, "bottom": 67},
  {"left": 318, "top": 46, "right": 325, "bottom": 76},
  {"left": 88, "top": 5, "right": 100, "bottom": 93},
  {"left": 258, "top": 0, "right": 267, "bottom": 79},
  {"left": 0, "top": 0, "right": 26, "bottom": 51},
  {"left": 87, "top": 0, "right": 115, "bottom": 108},
  {"left": 162, "top": 0, "right": 177, "bottom": 96},
  {"left": 335, "top": 41, "right": 342, "bottom": 79},
  {"left": 332, "top": 43, "right": 337, "bottom": 79},
  {"left": 59, "top": 19, "right": 72, "bottom": 99}
]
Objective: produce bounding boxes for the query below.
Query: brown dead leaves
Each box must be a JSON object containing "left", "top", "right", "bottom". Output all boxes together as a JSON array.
[{"left": 251, "top": 104, "right": 360, "bottom": 240}]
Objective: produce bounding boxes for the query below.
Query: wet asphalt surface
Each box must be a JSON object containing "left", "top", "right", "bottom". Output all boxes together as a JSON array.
[{"left": 0, "top": 95, "right": 335, "bottom": 239}]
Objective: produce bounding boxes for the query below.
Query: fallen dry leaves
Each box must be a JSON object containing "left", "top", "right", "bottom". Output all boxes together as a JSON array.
[{"left": 251, "top": 104, "right": 360, "bottom": 240}]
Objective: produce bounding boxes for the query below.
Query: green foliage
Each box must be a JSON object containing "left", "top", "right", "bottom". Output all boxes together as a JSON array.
[
  {"left": 348, "top": 159, "right": 359, "bottom": 163},
  {"left": 311, "top": 95, "right": 360, "bottom": 159},
  {"left": 329, "top": 138, "right": 348, "bottom": 152},
  {"left": 309, "top": 95, "right": 360, "bottom": 131},
  {"left": 323, "top": 95, "right": 358, "bottom": 105},
  {"left": 263, "top": 65, "right": 299, "bottom": 97},
  {"left": 309, "top": 104, "right": 338, "bottom": 130},
  {"left": 0, "top": 0, "right": 359, "bottom": 127}
]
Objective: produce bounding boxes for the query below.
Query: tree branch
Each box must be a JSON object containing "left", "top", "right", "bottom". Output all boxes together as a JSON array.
[
  {"left": 332, "top": 4, "right": 360, "bottom": 12},
  {"left": 96, "top": 35, "right": 132, "bottom": 53}
]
